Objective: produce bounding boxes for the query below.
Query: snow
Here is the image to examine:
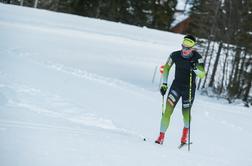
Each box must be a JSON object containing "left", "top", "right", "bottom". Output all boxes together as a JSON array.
[
  {"left": 0, "top": 3, "right": 252, "bottom": 166},
  {"left": 171, "top": 0, "right": 192, "bottom": 28},
  {"left": 176, "top": 0, "right": 192, "bottom": 11}
]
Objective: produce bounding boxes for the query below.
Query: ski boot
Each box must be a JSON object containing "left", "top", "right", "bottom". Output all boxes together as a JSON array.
[
  {"left": 155, "top": 132, "right": 165, "bottom": 144},
  {"left": 180, "top": 127, "right": 189, "bottom": 144}
]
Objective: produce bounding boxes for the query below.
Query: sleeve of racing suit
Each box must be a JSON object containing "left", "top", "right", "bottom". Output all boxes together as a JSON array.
[{"left": 162, "top": 54, "right": 174, "bottom": 84}]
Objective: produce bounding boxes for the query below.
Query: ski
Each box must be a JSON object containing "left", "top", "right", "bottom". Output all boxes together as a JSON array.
[
  {"left": 142, "top": 137, "right": 153, "bottom": 143},
  {"left": 178, "top": 142, "right": 193, "bottom": 149},
  {"left": 143, "top": 137, "right": 192, "bottom": 149},
  {"left": 142, "top": 137, "right": 162, "bottom": 144}
]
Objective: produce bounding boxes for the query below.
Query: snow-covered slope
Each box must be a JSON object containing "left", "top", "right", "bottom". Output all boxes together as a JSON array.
[{"left": 0, "top": 4, "right": 251, "bottom": 166}]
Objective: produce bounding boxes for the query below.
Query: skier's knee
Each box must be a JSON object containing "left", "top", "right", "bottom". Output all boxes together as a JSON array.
[
  {"left": 163, "top": 105, "right": 174, "bottom": 118},
  {"left": 167, "top": 91, "right": 177, "bottom": 107},
  {"left": 182, "top": 103, "right": 192, "bottom": 109}
]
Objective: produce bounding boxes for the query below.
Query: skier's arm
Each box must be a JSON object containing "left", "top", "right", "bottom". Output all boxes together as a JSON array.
[
  {"left": 193, "top": 58, "right": 206, "bottom": 79},
  {"left": 162, "top": 56, "right": 174, "bottom": 84}
]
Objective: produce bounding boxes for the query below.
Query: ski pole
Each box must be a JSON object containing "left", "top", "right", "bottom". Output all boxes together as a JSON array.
[
  {"left": 160, "top": 65, "right": 165, "bottom": 116},
  {"left": 152, "top": 66, "right": 158, "bottom": 84},
  {"left": 161, "top": 95, "right": 165, "bottom": 115},
  {"left": 188, "top": 69, "right": 192, "bottom": 151}
]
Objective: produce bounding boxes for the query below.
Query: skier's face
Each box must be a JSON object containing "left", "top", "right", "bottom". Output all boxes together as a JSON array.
[{"left": 182, "top": 45, "right": 193, "bottom": 57}]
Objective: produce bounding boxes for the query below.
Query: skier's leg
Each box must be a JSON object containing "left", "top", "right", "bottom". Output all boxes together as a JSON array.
[
  {"left": 181, "top": 86, "right": 196, "bottom": 143},
  {"left": 156, "top": 87, "right": 180, "bottom": 144},
  {"left": 160, "top": 89, "right": 180, "bottom": 132},
  {"left": 160, "top": 101, "right": 174, "bottom": 132},
  {"left": 181, "top": 108, "right": 190, "bottom": 144},
  {"left": 155, "top": 102, "right": 175, "bottom": 144},
  {"left": 182, "top": 107, "right": 191, "bottom": 129}
]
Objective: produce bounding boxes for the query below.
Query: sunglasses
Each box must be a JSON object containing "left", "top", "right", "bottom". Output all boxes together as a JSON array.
[
  {"left": 182, "top": 45, "right": 192, "bottom": 50},
  {"left": 182, "top": 38, "right": 196, "bottom": 48}
]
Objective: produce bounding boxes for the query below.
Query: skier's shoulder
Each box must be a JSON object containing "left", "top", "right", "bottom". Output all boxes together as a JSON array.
[
  {"left": 192, "top": 50, "right": 202, "bottom": 59},
  {"left": 171, "top": 50, "right": 182, "bottom": 55},
  {"left": 170, "top": 50, "right": 181, "bottom": 59},
  {"left": 192, "top": 50, "right": 204, "bottom": 63}
]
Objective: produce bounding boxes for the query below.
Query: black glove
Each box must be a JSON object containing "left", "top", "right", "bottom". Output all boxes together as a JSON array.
[
  {"left": 190, "top": 62, "right": 197, "bottom": 70},
  {"left": 160, "top": 83, "right": 168, "bottom": 96}
]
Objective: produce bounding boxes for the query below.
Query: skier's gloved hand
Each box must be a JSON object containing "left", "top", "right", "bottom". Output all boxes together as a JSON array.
[
  {"left": 160, "top": 83, "right": 168, "bottom": 96},
  {"left": 190, "top": 62, "right": 197, "bottom": 70}
]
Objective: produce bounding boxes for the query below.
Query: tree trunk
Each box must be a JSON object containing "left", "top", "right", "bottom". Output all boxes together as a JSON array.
[
  {"left": 227, "top": 46, "right": 242, "bottom": 99},
  {"left": 209, "top": 42, "right": 223, "bottom": 87},
  {"left": 197, "top": 40, "right": 212, "bottom": 90},
  {"left": 237, "top": 50, "right": 247, "bottom": 98},
  {"left": 231, "top": 47, "right": 242, "bottom": 84},
  {"left": 219, "top": 44, "right": 229, "bottom": 94},
  {"left": 34, "top": 0, "right": 38, "bottom": 8},
  {"left": 202, "top": 42, "right": 215, "bottom": 88},
  {"left": 242, "top": 54, "right": 252, "bottom": 106},
  {"left": 95, "top": 1, "right": 103, "bottom": 18}
]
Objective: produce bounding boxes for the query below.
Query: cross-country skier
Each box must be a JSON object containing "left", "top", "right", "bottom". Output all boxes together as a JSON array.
[{"left": 155, "top": 34, "right": 206, "bottom": 145}]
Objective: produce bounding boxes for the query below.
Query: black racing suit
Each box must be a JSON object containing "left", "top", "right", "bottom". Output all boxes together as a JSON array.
[{"left": 159, "top": 50, "right": 205, "bottom": 132}]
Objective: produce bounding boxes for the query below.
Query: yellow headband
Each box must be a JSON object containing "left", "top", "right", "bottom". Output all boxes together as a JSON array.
[{"left": 182, "top": 38, "right": 196, "bottom": 48}]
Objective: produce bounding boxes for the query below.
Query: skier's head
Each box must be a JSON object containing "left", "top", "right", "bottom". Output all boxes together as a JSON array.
[
  {"left": 182, "top": 34, "right": 196, "bottom": 48},
  {"left": 181, "top": 34, "right": 196, "bottom": 58}
]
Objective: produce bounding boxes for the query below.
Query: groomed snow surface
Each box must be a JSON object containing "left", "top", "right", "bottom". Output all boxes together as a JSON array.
[{"left": 0, "top": 4, "right": 251, "bottom": 166}]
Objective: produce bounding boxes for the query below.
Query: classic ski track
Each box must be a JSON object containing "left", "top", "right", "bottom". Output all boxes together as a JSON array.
[
  {"left": 0, "top": 119, "right": 89, "bottom": 134},
  {"left": 0, "top": 119, "right": 145, "bottom": 142}
]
